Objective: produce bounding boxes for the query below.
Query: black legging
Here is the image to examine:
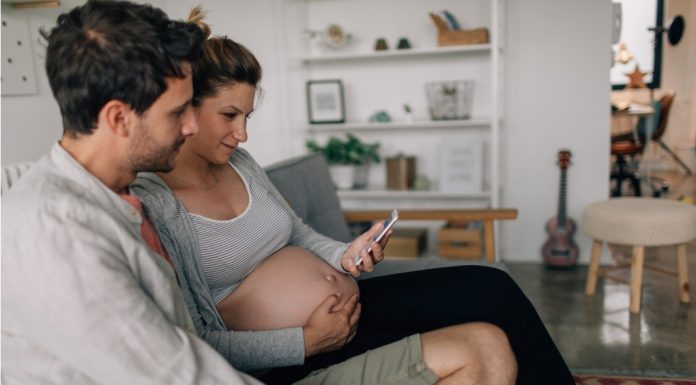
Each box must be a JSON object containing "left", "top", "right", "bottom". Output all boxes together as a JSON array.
[{"left": 260, "top": 266, "right": 574, "bottom": 385}]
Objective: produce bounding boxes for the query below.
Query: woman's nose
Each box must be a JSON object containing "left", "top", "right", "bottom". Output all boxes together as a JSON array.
[
  {"left": 232, "top": 122, "right": 248, "bottom": 143},
  {"left": 181, "top": 107, "right": 199, "bottom": 137}
]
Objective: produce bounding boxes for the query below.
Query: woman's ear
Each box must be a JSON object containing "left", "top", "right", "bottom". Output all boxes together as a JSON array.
[{"left": 98, "top": 100, "right": 135, "bottom": 137}]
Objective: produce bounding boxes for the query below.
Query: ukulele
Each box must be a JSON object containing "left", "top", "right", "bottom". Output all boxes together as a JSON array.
[{"left": 542, "top": 149, "right": 579, "bottom": 267}]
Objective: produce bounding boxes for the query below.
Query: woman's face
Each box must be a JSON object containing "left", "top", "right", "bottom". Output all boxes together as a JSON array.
[{"left": 190, "top": 82, "right": 256, "bottom": 165}]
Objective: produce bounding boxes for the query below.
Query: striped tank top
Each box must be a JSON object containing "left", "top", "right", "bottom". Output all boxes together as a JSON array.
[{"left": 189, "top": 164, "right": 293, "bottom": 303}]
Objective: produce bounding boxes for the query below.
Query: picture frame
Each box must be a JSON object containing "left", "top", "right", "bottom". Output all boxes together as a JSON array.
[
  {"left": 439, "top": 137, "right": 483, "bottom": 193},
  {"left": 306, "top": 79, "right": 345, "bottom": 124}
]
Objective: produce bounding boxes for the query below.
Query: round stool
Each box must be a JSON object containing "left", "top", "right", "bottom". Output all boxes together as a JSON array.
[{"left": 583, "top": 197, "right": 696, "bottom": 313}]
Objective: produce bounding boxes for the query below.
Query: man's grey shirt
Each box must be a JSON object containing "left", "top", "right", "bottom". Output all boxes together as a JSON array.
[{"left": 1, "top": 143, "right": 261, "bottom": 385}]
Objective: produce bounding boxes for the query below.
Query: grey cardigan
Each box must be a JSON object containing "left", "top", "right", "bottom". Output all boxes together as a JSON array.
[{"left": 131, "top": 148, "right": 350, "bottom": 372}]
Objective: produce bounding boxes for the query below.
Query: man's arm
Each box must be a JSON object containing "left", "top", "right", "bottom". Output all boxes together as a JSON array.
[{"left": 3, "top": 213, "right": 261, "bottom": 385}]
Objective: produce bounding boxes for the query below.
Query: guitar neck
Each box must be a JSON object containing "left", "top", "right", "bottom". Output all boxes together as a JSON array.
[{"left": 557, "top": 169, "right": 567, "bottom": 227}]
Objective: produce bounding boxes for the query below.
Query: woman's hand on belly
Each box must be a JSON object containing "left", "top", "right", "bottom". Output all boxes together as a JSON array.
[
  {"left": 216, "top": 246, "right": 360, "bottom": 336},
  {"left": 303, "top": 292, "right": 361, "bottom": 356}
]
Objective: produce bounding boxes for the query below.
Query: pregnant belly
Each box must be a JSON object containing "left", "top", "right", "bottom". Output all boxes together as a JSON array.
[{"left": 216, "top": 246, "right": 359, "bottom": 331}]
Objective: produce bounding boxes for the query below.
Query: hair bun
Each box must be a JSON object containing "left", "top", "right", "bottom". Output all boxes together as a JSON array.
[{"left": 187, "top": 5, "right": 211, "bottom": 40}]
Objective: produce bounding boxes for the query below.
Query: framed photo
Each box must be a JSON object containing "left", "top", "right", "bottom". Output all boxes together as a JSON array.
[
  {"left": 439, "top": 137, "right": 483, "bottom": 193},
  {"left": 306, "top": 80, "right": 345, "bottom": 124}
]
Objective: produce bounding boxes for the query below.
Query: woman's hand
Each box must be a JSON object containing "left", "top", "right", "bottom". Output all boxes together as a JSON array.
[
  {"left": 302, "top": 293, "right": 361, "bottom": 356},
  {"left": 341, "top": 221, "right": 393, "bottom": 277}
]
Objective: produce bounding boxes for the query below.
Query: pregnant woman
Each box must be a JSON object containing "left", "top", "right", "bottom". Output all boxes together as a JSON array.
[{"left": 132, "top": 8, "right": 574, "bottom": 385}]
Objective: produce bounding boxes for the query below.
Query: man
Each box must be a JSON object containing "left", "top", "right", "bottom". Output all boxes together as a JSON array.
[
  {"left": 2, "top": 1, "right": 516, "bottom": 385},
  {"left": 1, "top": 1, "right": 260, "bottom": 384}
]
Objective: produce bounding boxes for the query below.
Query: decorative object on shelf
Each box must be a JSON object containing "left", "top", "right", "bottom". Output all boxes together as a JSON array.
[
  {"left": 374, "top": 37, "right": 388, "bottom": 51},
  {"left": 542, "top": 149, "right": 578, "bottom": 268},
  {"left": 328, "top": 164, "right": 354, "bottom": 190},
  {"left": 306, "top": 133, "right": 380, "bottom": 189},
  {"left": 441, "top": 10, "right": 462, "bottom": 30},
  {"left": 414, "top": 174, "right": 431, "bottom": 191},
  {"left": 368, "top": 110, "right": 392, "bottom": 123},
  {"left": 624, "top": 64, "right": 649, "bottom": 89},
  {"left": 306, "top": 79, "right": 345, "bottom": 124},
  {"left": 439, "top": 137, "right": 483, "bottom": 193},
  {"left": 429, "top": 12, "right": 489, "bottom": 46},
  {"left": 426, "top": 80, "right": 475, "bottom": 120},
  {"left": 613, "top": 42, "right": 634, "bottom": 65},
  {"left": 396, "top": 37, "right": 411, "bottom": 49},
  {"left": 386, "top": 153, "right": 416, "bottom": 190},
  {"left": 403, "top": 104, "right": 414, "bottom": 123},
  {"left": 305, "top": 24, "right": 354, "bottom": 49}
]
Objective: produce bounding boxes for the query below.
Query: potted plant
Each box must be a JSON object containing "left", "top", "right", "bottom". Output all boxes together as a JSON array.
[{"left": 306, "top": 133, "right": 380, "bottom": 189}]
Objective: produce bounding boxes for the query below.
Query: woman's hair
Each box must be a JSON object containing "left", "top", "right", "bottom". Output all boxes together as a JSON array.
[{"left": 187, "top": 6, "right": 262, "bottom": 107}]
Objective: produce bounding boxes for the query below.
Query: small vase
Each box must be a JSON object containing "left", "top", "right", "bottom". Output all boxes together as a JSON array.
[{"left": 329, "top": 165, "right": 354, "bottom": 190}]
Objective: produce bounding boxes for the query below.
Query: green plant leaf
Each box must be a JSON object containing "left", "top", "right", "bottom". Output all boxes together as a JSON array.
[{"left": 305, "top": 134, "right": 380, "bottom": 165}]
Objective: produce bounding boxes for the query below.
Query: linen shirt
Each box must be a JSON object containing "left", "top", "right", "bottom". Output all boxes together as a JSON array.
[{"left": 1, "top": 143, "right": 262, "bottom": 385}]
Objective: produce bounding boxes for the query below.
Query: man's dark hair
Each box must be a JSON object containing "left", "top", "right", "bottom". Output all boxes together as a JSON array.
[{"left": 41, "top": 0, "right": 204, "bottom": 135}]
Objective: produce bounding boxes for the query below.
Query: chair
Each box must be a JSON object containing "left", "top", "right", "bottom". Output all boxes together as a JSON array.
[
  {"left": 264, "top": 153, "right": 518, "bottom": 277},
  {"left": 610, "top": 92, "right": 690, "bottom": 197},
  {"left": 583, "top": 197, "right": 696, "bottom": 313}
]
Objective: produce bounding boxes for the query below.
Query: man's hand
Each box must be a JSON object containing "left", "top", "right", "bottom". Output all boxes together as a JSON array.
[
  {"left": 302, "top": 293, "right": 361, "bottom": 356},
  {"left": 341, "top": 221, "right": 392, "bottom": 277}
]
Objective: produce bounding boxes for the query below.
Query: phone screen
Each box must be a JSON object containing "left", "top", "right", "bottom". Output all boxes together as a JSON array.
[{"left": 354, "top": 209, "right": 399, "bottom": 265}]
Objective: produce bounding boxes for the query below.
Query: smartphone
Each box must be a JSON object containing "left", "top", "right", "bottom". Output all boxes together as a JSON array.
[{"left": 354, "top": 209, "right": 399, "bottom": 265}]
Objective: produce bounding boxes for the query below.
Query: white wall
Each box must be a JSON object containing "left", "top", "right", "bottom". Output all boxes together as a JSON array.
[{"left": 500, "top": 0, "right": 611, "bottom": 262}]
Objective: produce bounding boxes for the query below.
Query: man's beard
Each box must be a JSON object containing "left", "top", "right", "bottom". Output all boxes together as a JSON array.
[{"left": 129, "top": 123, "right": 184, "bottom": 173}]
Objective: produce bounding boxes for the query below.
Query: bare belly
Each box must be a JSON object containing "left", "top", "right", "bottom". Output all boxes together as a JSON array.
[{"left": 216, "top": 246, "right": 359, "bottom": 331}]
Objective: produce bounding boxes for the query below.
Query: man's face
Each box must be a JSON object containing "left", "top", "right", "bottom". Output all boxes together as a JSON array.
[{"left": 129, "top": 64, "right": 198, "bottom": 173}]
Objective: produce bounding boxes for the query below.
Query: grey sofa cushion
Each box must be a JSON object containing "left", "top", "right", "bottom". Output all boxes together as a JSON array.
[{"left": 265, "top": 153, "right": 353, "bottom": 242}]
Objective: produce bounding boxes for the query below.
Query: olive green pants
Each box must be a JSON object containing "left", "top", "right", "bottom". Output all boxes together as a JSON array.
[{"left": 294, "top": 334, "right": 438, "bottom": 385}]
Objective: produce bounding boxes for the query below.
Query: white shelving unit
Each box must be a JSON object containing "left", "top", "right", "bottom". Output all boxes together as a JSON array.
[{"left": 282, "top": 0, "right": 504, "bottom": 212}]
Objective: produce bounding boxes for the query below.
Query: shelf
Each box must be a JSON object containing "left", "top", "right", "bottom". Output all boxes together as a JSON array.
[
  {"left": 306, "top": 118, "right": 491, "bottom": 132},
  {"left": 301, "top": 44, "right": 491, "bottom": 64},
  {"left": 337, "top": 190, "right": 490, "bottom": 199}
]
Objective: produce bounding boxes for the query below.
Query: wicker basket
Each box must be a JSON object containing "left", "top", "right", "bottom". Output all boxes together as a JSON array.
[
  {"left": 426, "top": 80, "right": 475, "bottom": 120},
  {"left": 438, "top": 27, "right": 489, "bottom": 47}
]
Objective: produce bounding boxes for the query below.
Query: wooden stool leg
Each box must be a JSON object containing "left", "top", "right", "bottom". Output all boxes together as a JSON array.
[
  {"left": 630, "top": 246, "right": 645, "bottom": 313},
  {"left": 484, "top": 219, "right": 495, "bottom": 263},
  {"left": 677, "top": 243, "right": 690, "bottom": 303},
  {"left": 585, "top": 240, "right": 603, "bottom": 296}
]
